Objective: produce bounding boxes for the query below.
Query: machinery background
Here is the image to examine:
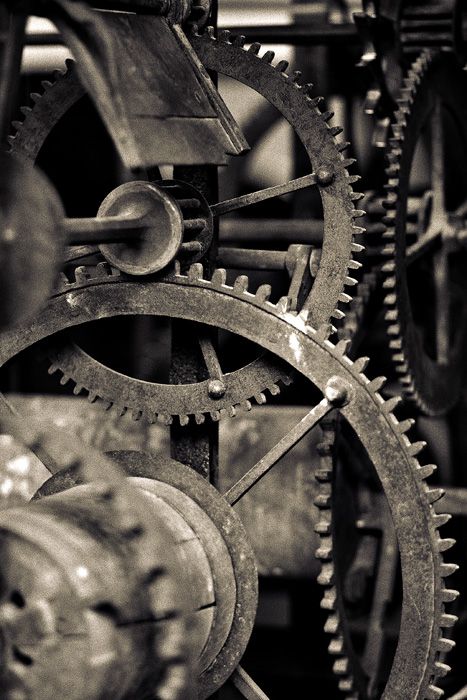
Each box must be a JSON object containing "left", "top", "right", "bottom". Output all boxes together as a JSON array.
[{"left": 2, "top": 1, "right": 467, "bottom": 699}]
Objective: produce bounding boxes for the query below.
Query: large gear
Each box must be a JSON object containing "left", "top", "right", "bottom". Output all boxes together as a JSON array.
[
  {"left": 0, "top": 261, "right": 458, "bottom": 699},
  {"left": 381, "top": 50, "right": 467, "bottom": 415},
  {"left": 9, "top": 27, "right": 366, "bottom": 423}
]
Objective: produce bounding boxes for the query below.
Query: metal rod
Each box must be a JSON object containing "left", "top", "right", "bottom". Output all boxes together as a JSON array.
[
  {"left": 211, "top": 173, "right": 317, "bottom": 217},
  {"left": 219, "top": 23, "right": 359, "bottom": 46},
  {"left": 220, "top": 218, "right": 323, "bottom": 243},
  {"left": 62, "top": 214, "right": 146, "bottom": 245},
  {"left": 224, "top": 399, "right": 332, "bottom": 506},
  {"left": 217, "top": 247, "right": 287, "bottom": 270}
]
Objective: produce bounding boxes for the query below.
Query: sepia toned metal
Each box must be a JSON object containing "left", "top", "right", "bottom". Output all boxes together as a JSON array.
[
  {"left": 0, "top": 263, "right": 457, "bottom": 698},
  {"left": 382, "top": 51, "right": 467, "bottom": 415}
]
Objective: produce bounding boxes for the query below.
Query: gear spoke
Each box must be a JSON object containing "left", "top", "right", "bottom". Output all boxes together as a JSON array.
[
  {"left": 405, "top": 227, "right": 441, "bottom": 265},
  {"left": 210, "top": 172, "right": 318, "bottom": 217},
  {"left": 198, "top": 331, "right": 224, "bottom": 383},
  {"left": 433, "top": 247, "right": 450, "bottom": 366},
  {"left": 231, "top": 666, "right": 270, "bottom": 700},
  {"left": 362, "top": 508, "right": 399, "bottom": 697},
  {"left": 224, "top": 398, "right": 332, "bottom": 506},
  {"left": 431, "top": 96, "right": 446, "bottom": 218}
]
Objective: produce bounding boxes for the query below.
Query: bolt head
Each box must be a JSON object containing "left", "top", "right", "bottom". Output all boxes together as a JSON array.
[
  {"left": 208, "top": 379, "right": 226, "bottom": 399},
  {"left": 316, "top": 164, "right": 335, "bottom": 186},
  {"left": 324, "top": 376, "right": 351, "bottom": 407}
]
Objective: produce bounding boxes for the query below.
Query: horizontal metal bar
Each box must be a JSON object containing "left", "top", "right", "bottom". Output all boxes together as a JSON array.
[
  {"left": 220, "top": 218, "right": 324, "bottom": 243},
  {"left": 62, "top": 215, "right": 145, "bottom": 245},
  {"left": 217, "top": 246, "right": 287, "bottom": 270}
]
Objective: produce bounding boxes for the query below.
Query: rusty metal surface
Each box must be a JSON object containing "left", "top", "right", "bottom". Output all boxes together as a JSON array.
[{"left": 0, "top": 265, "right": 457, "bottom": 698}]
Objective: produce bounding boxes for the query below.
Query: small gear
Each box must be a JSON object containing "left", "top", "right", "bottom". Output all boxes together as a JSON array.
[
  {"left": 382, "top": 50, "right": 467, "bottom": 415},
  {"left": 0, "top": 263, "right": 458, "bottom": 698}
]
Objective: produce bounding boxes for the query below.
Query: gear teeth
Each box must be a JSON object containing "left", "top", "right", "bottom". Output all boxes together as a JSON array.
[
  {"left": 322, "top": 110, "right": 334, "bottom": 122},
  {"left": 368, "top": 376, "right": 386, "bottom": 392},
  {"left": 407, "top": 441, "right": 426, "bottom": 456},
  {"left": 261, "top": 50, "right": 275, "bottom": 63},
  {"left": 427, "top": 488, "right": 445, "bottom": 504},
  {"left": 434, "top": 661, "right": 451, "bottom": 677},
  {"left": 309, "top": 96, "right": 324, "bottom": 108},
  {"left": 232, "top": 33, "right": 245, "bottom": 47},
  {"left": 433, "top": 513, "right": 451, "bottom": 528},
  {"left": 254, "top": 392, "right": 267, "bottom": 405},
  {"left": 255, "top": 284, "right": 272, "bottom": 302},
  {"left": 333, "top": 657, "right": 349, "bottom": 676},
  {"left": 331, "top": 309, "right": 345, "bottom": 321},
  {"left": 275, "top": 59, "right": 289, "bottom": 73},
  {"left": 441, "top": 589, "right": 458, "bottom": 603},
  {"left": 218, "top": 29, "right": 231, "bottom": 43},
  {"left": 440, "top": 613, "right": 457, "bottom": 628},
  {"left": 210, "top": 410, "right": 221, "bottom": 422},
  {"left": 233, "top": 275, "right": 249, "bottom": 292},
  {"left": 158, "top": 413, "right": 173, "bottom": 426},
  {"left": 347, "top": 259, "right": 362, "bottom": 270},
  {"left": 335, "top": 339, "right": 350, "bottom": 356},
  {"left": 440, "top": 563, "right": 459, "bottom": 577},
  {"left": 337, "top": 141, "right": 350, "bottom": 152},
  {"left": 292, "top": 70, "right": 302, "bottom": 84},
  {"left": 354, "top": 357, "right": 370, "bottom": 373},
  {"left": 437, "top": 637, "right": 455, "bottom": 653},
  {"left": 315, "top": 323, "right": 332, "bottom": 342},
  {"left": 206, "top": 26, "right": 215, "bottom": 38},
  {"left": 187, "top": 263, "right": 204, "bottom": 280},
  {"left": 437, "top": 538, "right": 455, "bottom": 552},
  {"left": 211, "top": 268, "right": 227, "bottom": 286},
  {"left": 324, "top": 613, "right": 340, "bottom": 635},
  {"left": 426, "top": 685, "right": 444, "bottom": 700},
  {"left": 328, "top": 636, "right": 344, "bottom": 655},
  {"left": 248, "top": 42, "right": 261, "bottom": 55},
  {"left": 338, "top": 292, "right": 352, "bottom": 305},
  {"left": 351, "top": 242, "right": 364, "bottom": 253},
  {"left": 194, "top": 413, "right": 205, "bottom": 425},
  {"left": 382, "top": 396, "right": 401, "bottom": 413},
  {"left": 418, "top": 464, "right": 436, "bottom": 479}
]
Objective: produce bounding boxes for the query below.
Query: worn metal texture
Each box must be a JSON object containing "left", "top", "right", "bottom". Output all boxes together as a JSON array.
[
  {"left": 0, "top": 264, "right": 457, "bottom": 698},
  {"left": 50, "top": 3, "right": 247, "bottom": 167},
  {"left": 382, "top": 51, "right": 467, "bottom": 415},
  {"left": 0, "top": 409, "right": 196, "bottom": 699},
  {"left": 37, "top": 451, "right": 258, "bottom": 698},
  {"left": 0, "top": 154, "right": 64, "bottom": 329}
]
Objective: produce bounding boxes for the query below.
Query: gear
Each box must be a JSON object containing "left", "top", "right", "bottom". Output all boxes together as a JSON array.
[
  {"left": 0, "top": 410, "right": 194, "bottom": 700},
  {"left": 355, "top": 1, "right": 467, "bottom": 144},
  {"left": 9, "top": 30, "right": 366, "bottom": 422},
  {"left": 382, "top": 50, "right": 467, "bottom": 415},
  {"left": 0, "top": 262, "right": 458, "bottom": 698}
]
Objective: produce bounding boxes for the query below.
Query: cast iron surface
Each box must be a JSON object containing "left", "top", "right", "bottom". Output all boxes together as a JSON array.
[{"left": 0, "top": 262, "right": 458, "bottom": 699}]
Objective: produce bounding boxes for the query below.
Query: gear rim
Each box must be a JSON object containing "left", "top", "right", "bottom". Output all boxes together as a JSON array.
[{"left": 0, "top": 262, "right": 458, "bottom": 699}]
